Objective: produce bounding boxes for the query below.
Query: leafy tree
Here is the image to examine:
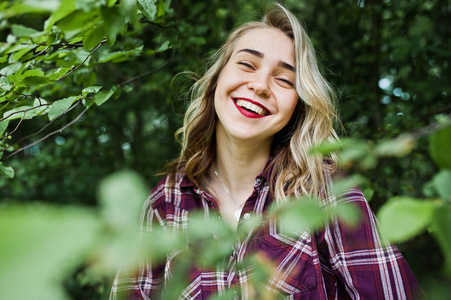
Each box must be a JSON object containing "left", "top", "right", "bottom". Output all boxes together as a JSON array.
[{"left": 0, "top": 0, "right": 450, "bottom": 299}]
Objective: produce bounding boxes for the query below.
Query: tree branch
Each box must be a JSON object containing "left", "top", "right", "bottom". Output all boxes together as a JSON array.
[
  {"left": 3, "top": 106, "right": 89, "bottom": 160},
  {"left": 3, "top": 112, "right": 25, "bottom": 139},
  {"left": 23, "top": 46, "right": 51, "bottom": 63},
  {"left": 0, "top": 102, "right": 52, "bottom": 123},
  {"left": 408, "top": 114, "right": 451, "bottom": 140},
  {"left": 0, "top": 101, "right": 81, "bottom": 148},
  {"left": 120, "top": 47, "right": 176, "bottom": 87},
  {"left": 57, "top": 38, "right": 107, "bottom": 81}
]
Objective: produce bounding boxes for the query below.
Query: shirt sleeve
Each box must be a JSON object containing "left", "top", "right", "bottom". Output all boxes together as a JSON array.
[
  {"left": 110, "top": 183, "right": 168, "bottom": 300},
  {"left": 316, "top": 187, "right": 424, "bottom": 300}
]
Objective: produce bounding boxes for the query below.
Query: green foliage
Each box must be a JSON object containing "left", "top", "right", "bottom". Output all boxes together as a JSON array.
[
  {"left": 377, "top": 197, "right": 436, "bottom": 243},
  {"left": 430, "top": 123, "right": 451, "bottom": 169},
  {"left": 0, "top": 205, "right": 101, "bottom": 299},
  {"left": 0, "top": 0, "right": 450, "bottom": 298},
  {"left": 0, "top": 0, "right": 170, "bottom": 175},
  {"left": 0, "top": 161, "right": 14, "bottom": 178}
]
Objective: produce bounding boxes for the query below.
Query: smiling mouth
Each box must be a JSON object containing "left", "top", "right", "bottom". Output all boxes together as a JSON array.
[{"left": 234, "top": 99, "right": 270, "bottom": 116}]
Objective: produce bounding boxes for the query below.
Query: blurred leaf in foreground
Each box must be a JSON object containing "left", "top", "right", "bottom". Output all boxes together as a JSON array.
[
  {"left": 430, "top": 204, "right": 451, "bottom": 277},
  {"left": 98, "top": 170, "right": 148, "bottom": 231},
  {"left": 0, "top": 205, "right": 100, "bottom": 300},
  {"left": 432, "top": 170, "right": 451, "bottom": 201},
  {"left": 429, "top": 124, "right": 451, "bottom": 169},
  {"left": 377, "top": 197, "right": 436, "bottom": 243}
]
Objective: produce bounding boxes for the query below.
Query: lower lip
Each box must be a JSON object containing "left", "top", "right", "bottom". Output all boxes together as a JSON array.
[{"left": 233, "top": 101, "right": 267, "bottom": 119}]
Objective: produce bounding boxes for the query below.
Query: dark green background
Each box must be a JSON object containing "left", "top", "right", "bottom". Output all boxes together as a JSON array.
[{"left": 1, "top": 0, "right": 450, "bottom": 298}]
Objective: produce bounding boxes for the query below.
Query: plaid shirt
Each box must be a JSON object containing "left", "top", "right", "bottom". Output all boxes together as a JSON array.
[{"left": 111, "top": 168, "right": 422, "bottom": 299}]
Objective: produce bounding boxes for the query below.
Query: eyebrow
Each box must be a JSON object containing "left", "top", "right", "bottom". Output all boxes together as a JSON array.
[{"left": 237, "top": 48, "right": 295, "bottom": 72}]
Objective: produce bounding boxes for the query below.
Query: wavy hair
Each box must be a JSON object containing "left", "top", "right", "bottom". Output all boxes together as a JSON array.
[{"left": 166, "top": 3, "right": 339, "bottom": 201}]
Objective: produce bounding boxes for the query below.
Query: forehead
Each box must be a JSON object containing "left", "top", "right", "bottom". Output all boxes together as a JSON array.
[{"left": 231, "top": 27, "right": 294, "bottom": 64}]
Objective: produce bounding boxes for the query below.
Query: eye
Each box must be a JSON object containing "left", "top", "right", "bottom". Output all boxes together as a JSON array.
[
  {"left": 237, "top": 61, "right": 255, "bottom": 70},
  {"left": 277, "top": 77, "right": 294, "bottom": 88}
]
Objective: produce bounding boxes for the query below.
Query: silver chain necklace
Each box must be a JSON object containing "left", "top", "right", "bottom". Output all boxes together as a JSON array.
[{"left": 214, "top": 168, "right": 245, "bottom": 221}]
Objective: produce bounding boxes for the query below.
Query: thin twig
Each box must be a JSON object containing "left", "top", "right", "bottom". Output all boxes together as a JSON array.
[
  {"left": 3, "top": 112, "right": 25, "bottom": 139},
  {"left": 140, "top": 19, "right": 175, "bottom": 29},
  {"left": 3, "top": 106, "right": 88, "bottom": 160},
  {"left": 0, "top": 100, "right": 81, "bottom": 148},
  {"left": 23, "top": 46, "right": 51, "bottom": 63},
  {"left": 407, "top": 115, "right": 451, "bottom": 140},
  {"left": 0, "top": 103, "right": 52, "bottom": 123},
  {"left": 120, "top": 47, "right": 176, "bottom": 87},
  {"left": 57, "top": 38, "right": 107, "bottom": 81}
]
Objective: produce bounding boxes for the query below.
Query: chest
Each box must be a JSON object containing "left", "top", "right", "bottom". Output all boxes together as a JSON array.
[{"left": 157, "top": 191, "right": 323, "bottom": 299}]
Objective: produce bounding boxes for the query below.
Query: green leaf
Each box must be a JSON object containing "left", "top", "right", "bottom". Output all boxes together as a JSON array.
[
  {"left": 0, "top": 62, "right": 22, "bottom": 77},
  {"left": 0, "top": 162, "right": 14, "bottom": 178},
  {"left": 156, "top": 40, "right": 171, "bottom": 52},
  {"left": 107, "top": 0, "right": 118, "bottom": 6},
  {"left": 432, "top": 170, "right": 451, "bottom": 200},
  {"left": 21, "top": 76, "right": 50, "bottom": 86},
  {"left": 137, "top": 0, "right": 157, "bottom": 20},
  {"left": 98, "top": 171, "right": 148, "bottom": 230},
  {"left": 329, "top": 202, "right": 361, "bottom": 226},
  {"left": 56, "top": 9, "right": 98, "bottom": 33},
  {"left": 156, "top": 0, "right": 165, "bottom": 18},
  {"left": 338, "top": 144, "right": 374, "bottom": 168},
  {"left": 375, "top": 135, "right": 415, "bottom": 157},
  {"left": 330, "top": 175, "right": 366, "bottom": 196},
  {"left": 44, "top": 0, "right": 77, "bottom": 31},
  {"left": 0, "top": 120, "right": 9, "bottom": 136},
  {"left": 83, "top": 25, "right": 106, "bottom": 51},
  {"left": 47, "top": 67, "right": 70, "bottom": 81},
  {"left": 102, "top": 6, "right": 126, "bottom": 47},
  {"left": 19, "top": 69, "right": 49, "bottom": 86},
  {"left": 270, "top": 197, "right": 326, "bottom": 235},
  {"left": 0, "top": 76, "right": 12, "bottom": 91},
  {"left": 2, "top": 99, "right": 48, "bottom": 121},
  {"left": 11, "top": 46, "right": 36, "bottom": 62},
  {"left": 362, "top": 188, "right": 374, "bottom": 201},
  {"left": 22, "top": 69, "right": 44, "bottom": 78},
  {"left": 0, "top": 205, "right": 100, "bottom": 299},
  {"left": 187, "top": 36, "right": 206, "bottom": 46},
  {"left": 11, "top": 24, "right": 40, "bottom": 37},
  {"left": 309, "top": 139, "right": 351, "bottom": 156},
  {"left": 98, "top": 46, "right": 144, "bottom": 63},
  {"left": 430, "top": 204, "right": 451, "bottom": 276},
  {"left": 10, "top": 0, "right": 60, "bottom": 13},
  {"left": 430, "top": 125, "right": 451, "bottom": 169},
  {"left": 82, "top": 85, "right": 102, "bottom": 95},
  {"left": 82, "top": 86, "right": 102, "bottom": 108},
  {"left": 48, "top": 96, "right": 78, "bottom": 121},
  {"left": 94, "top": 89, "right": 115, "bottom": 106},
  {"left": 377, "top": 197, "right": 436, "bottom": 243}
]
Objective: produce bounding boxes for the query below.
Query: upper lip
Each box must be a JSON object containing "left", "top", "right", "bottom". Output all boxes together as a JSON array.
[{"left": 232, "top": 97, "right": 271, "bottom": 115}]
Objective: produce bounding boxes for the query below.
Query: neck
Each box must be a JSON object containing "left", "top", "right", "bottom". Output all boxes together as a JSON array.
[{"left": 213, "top": 125, "right": 272, "bottom": 196}]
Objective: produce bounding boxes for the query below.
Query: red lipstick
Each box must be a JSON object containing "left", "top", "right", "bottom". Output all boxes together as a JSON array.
[{"left": 232, "top": 98, "right": 271, "bottom": 119}]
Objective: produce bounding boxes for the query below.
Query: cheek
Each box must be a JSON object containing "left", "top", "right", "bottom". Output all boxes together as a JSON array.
[{"left": 281, "top": 94, "right": 299, "bottom": 117}]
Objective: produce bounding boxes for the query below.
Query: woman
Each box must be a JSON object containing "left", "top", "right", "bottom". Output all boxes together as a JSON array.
[{"left": 111, "top": 3, "right": 422, "bottom": 299}]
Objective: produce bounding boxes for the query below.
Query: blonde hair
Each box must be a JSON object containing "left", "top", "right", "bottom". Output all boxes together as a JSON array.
[{"left": 166, "top": 3, "right": 339, "bottom": 201}]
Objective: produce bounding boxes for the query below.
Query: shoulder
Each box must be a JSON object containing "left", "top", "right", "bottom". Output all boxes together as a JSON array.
[{"left": 320, "top": 167, "right": 367, "bottom": 206}]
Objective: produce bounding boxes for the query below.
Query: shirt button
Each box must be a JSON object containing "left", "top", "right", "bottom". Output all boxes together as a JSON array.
[
  {"left": 255, "top": 177, "right": 262, "bottom": 187},
  {"left": 243, "top": 213, "right": 250, "bottom": 220}
]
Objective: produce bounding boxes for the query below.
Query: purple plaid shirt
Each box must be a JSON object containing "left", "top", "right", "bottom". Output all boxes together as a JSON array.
[{"left": 111, "top": 168, "right": 422, "bottom": 299}]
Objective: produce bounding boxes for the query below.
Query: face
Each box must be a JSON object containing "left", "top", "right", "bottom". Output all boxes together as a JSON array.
[{"left": 214, "top": 27, "right": 298, "bottom": 147}]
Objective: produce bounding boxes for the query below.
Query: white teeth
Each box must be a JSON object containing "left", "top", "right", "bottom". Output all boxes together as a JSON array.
[{"left": 235, "top": 99, "right": 267, "bottom": 116}]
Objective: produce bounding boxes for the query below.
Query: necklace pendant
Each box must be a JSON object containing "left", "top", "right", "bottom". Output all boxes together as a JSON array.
[{"left": 234, "top": 208, "right": 242, "bottom": 221}]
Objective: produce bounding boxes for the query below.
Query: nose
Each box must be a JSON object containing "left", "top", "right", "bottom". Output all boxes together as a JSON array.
[{"left": 247, "top": 72, "right": 271, "bottom": 98}]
